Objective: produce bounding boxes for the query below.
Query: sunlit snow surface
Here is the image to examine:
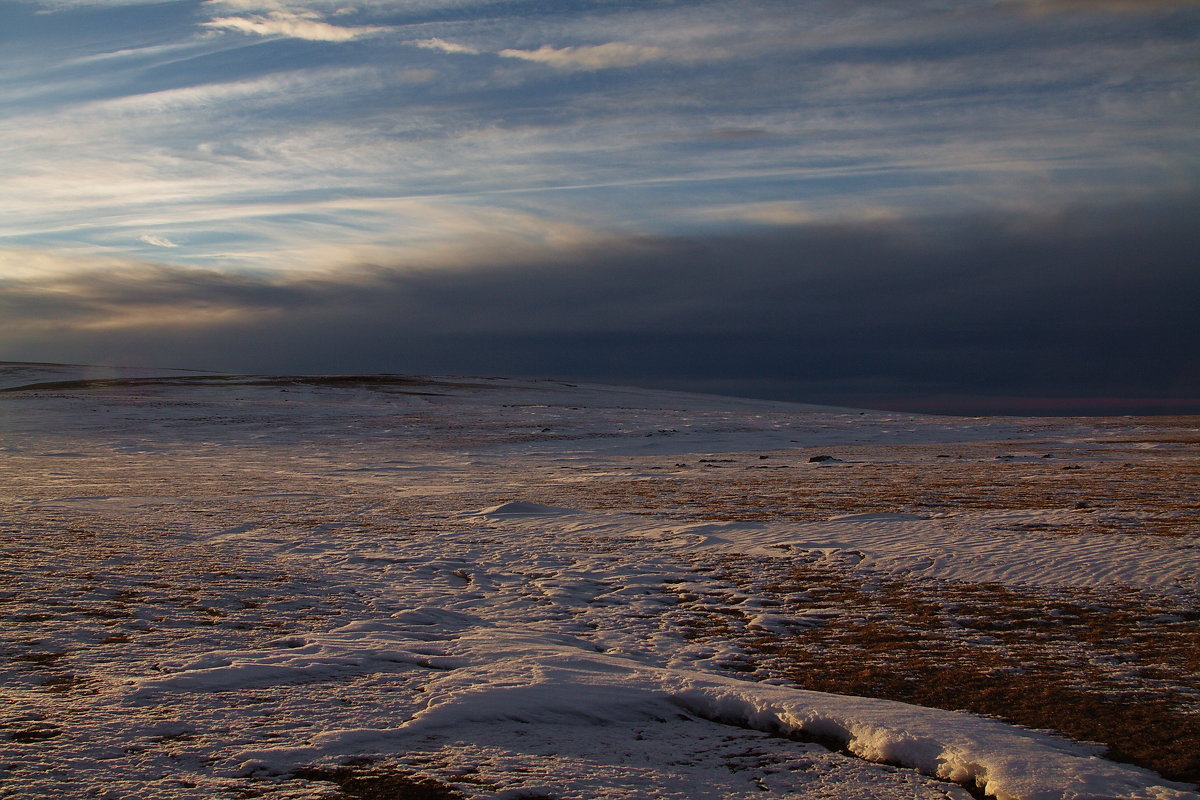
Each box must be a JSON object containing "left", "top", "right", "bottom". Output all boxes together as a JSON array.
[{"left": 1, "top": 364, "right": 1197, "bottom": 800}]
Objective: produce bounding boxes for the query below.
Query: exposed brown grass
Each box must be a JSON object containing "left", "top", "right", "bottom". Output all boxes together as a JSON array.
[
  {"left": 700, "top": 557, "right": 1200, "bottom": 785},
  {"left": 8, "top": 728, "right": 61, "bottom": 744},
  {"left": 542, "top": 441, "right": 1199, "bottom": 537},
  {"left": 292, "top": 765, "right": 467, "bottom": 800}
]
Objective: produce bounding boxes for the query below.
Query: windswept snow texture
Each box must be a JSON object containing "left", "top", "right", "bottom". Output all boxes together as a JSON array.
[{"left": 1, "top": 364, "right": 1197, "bottom": 800}]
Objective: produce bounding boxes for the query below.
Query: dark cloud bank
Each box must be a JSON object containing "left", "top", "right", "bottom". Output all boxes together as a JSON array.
[{"left": 5, "top": 194, "right": 1199, "bottom": 415}]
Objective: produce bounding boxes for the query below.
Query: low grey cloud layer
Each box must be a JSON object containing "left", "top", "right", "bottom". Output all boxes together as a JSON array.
[
  {"left": 3, "top": 194, "right": 1197, "bottom": 414},
  {"left": 1019, "top": 0, "right": 1200, "bottom": 13}
]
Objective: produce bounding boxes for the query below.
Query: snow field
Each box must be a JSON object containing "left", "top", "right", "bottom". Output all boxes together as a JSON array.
[{"left": 1, "top": 365, "right": 1197, "bottom": 799}]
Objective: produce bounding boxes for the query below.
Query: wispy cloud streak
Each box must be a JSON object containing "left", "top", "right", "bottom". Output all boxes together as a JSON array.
[
  {"left": 138, "top": 235, "right": 179, "bottom": 248},
  {"left": 497, "top": 42, "right": 677, "bottom": 70},
  {"left": 202, "top": 9, "right": 386, "bottom": 41},
  {"left": 411, "top": 37, "right": 480, "bottom": 55}
]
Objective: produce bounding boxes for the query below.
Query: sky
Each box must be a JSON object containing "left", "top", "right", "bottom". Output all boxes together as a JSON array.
[{"left": 1, "top": 0, "right": 1198, "bottom": 414}]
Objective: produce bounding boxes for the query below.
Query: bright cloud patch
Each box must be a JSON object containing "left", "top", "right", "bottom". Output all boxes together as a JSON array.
[
  {"left": 411, "top": 37, "right": 481, "bottom": 55},
  {"left": 498, "top": 42, "right": 673, "bottom": 71},
  {"left": 138, "top": 234, "right": 179, "bottom": 248},
  {"left": 203, "top": 10, "right": 385, "bottom": 42}
]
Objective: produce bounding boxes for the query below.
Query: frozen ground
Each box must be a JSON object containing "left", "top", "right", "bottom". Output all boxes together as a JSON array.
[{"left": 1, "top": 363, "right": 1197, "bottom": 799}]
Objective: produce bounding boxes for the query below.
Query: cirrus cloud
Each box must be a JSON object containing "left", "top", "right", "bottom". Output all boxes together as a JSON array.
[
  {"left": 411, "top": 37, "right": 481, "bottom": 55},
  {"left": 497, "top": 42, "right": 677, "bottom": 71},
  {"left": 202, "top": 9, "right": 387, "bottom": 42},
  {"left": 138, "top": 234, "right": 180, "bottom": 248}
]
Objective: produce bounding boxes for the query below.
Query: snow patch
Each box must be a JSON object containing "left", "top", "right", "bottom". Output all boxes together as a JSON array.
[
  {"left": 223, "top": 634, "right": 1200, "bottom": 800},
  {"left": 671, "top": 682, "right": 1198, "bottom": 800}
]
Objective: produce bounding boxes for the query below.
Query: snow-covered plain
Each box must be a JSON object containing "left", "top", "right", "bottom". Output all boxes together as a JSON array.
[{"left": 1, "top": 363, "right": 1197, "bottom": 800}]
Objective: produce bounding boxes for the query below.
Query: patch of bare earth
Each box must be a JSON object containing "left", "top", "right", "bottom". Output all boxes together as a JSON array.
[
  {"left": 546, "top": 439, "right": 1199, "bottom": 537},
  {"left": 667, "top": 556, "right": 1200, "bottom": 783},
  {"left": 291, "top": 765, "right": 468, "bottom": 800}
]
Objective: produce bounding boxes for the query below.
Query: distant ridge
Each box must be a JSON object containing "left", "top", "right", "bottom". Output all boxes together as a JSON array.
[
  {"left": 0, "top": 360, "right": 88, "bottom": 367},
  {"left": 0, "top": 374, "right": 470, "bottom": 395}
]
